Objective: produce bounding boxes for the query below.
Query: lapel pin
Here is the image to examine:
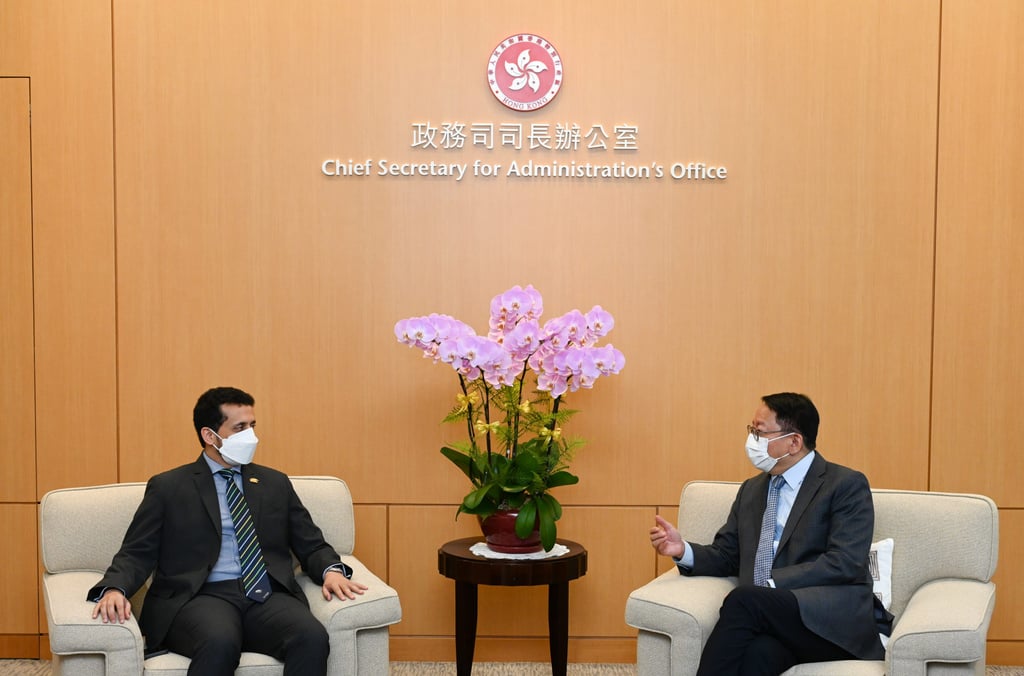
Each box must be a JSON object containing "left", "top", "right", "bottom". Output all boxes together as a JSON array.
[{"left": 249, "top": 477, "right": 259, "bottom": 484}]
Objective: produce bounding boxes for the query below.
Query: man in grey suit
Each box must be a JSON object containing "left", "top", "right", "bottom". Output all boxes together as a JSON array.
[{"left": 650, "top": 392, "right": 888, "bottom": 676}]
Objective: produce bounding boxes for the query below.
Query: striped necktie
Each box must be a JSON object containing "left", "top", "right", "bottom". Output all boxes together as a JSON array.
[
  {"left": 217, "top": 469, "right": 272, "bottom": 602},
  {"left": 753, "top": 474, "right": 786, "bottom": 587}
]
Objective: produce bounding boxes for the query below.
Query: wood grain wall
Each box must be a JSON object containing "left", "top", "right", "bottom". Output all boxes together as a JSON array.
[
  {"left": 1, "top": 0, "right": 1021, "bottom": 664},
  {"left": 932, "top": 0, "right": 1024, "bottom": 660}
]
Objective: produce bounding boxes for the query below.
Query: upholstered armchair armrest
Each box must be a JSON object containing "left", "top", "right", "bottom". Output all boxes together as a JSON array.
[
  {"left": 626, "top": 569, "right": 737, "bottom": 675},
  {"left": 297, "top": 557, "right": 403, "bottom": 631},
  {"left": 42, "top": 571, "right": 146, "bottom": 676},
  {"left": 626, "top": 570, "right": 737, "bottom": 638},
  {"left": 887, "top": 579, "right": 997, "bottom": 676}
]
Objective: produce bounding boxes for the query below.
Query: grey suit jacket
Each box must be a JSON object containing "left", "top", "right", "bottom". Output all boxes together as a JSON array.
[
  {"left": 685, "top": 452, "right": 884, "bottom": 660},
  {"left": 88, "top": 455, "right": 349, "bottom": 649}
]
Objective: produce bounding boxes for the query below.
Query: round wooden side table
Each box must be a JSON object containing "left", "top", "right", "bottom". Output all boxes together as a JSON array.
[{"left": 437, "top": 537, "right": 588, "bottom": 676}]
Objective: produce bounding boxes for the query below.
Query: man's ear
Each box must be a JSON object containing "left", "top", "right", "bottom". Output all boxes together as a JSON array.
[{"left": 200, "top": 427, "right": 218, "bottom": 447}]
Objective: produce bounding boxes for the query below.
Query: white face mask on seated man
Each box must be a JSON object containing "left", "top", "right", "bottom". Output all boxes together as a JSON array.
[
  {"left": 744, "top": 431, "right": 796, "bottom": 473},
  {"left": 212, "top": 427, "right": 259, "bottom": 465}
]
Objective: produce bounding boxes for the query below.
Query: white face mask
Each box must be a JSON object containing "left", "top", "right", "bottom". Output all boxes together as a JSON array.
[
  {"left": 745, "top": 432, "right": 796, "bottom": 473},
  {"left": 212, "top": 427, "right": 259, "bottom": 465}
]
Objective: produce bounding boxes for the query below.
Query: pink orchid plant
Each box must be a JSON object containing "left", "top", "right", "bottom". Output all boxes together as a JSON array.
[{"left": 395, "top": 285, "right": 625, "bottom": 550}]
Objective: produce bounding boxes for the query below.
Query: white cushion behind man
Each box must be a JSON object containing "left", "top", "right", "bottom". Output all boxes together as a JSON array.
[{"left": 870, "top": 537, "right": 894, "bottom": 610}]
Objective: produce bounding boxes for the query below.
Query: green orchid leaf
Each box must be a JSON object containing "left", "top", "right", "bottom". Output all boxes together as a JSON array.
[
  {"left": 462, "top": 484, "right": 493, "bottom": 510},
  {"left": 440, "top": 446, "right": 474, "bottom": 480},
  {"left": 548, "top": 494, "right": 563, "bottom": 520},
  {"left": 545, "top": 470, "right": 579, "bottom": 488},
  {"left": 458, "top": 499, "right": 497, "bottom": 516},
  {"left": 502, "top": 493, "right": 527, "bottom": 509},
  {"left": 537, "top": 492, "right": 563, "bottom": 521},
  {"left": 506, "top": 467, "right": 535, "bottom": 489},
  {"left": 517, "top": 437, "right": 543, "bottom": 454},
  {"left": 514, "top": 450, "right": 541, "bottom": 472},
  {"left": 515, "top": 500, "right": 538, "bottom": 539},
  {"left": 536, "top": 494, "right": 558, "bottom": 551}
]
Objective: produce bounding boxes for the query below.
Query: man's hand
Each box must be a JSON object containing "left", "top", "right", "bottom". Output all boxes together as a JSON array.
[
  {"left": 650, "top": 515, "right": 685, "bottom": 559},
  {"left": 322, "top": 569, "right": 368, "bottom": 601},
  {"left": 91, "top": 589, "right": 132, "bottom": 624}
]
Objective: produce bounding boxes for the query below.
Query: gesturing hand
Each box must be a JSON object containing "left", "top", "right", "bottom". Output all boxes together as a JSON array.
[{"left": 649, "top": 514, "right": 685, "bottom": 559}]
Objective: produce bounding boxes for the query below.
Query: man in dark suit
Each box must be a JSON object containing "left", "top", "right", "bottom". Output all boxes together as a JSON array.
[
  {"left": 89, "top": 386, "right": 367, "bottom": 676},
  {"left": 649, "top": 392, "right": 888, "bottom": 676}
]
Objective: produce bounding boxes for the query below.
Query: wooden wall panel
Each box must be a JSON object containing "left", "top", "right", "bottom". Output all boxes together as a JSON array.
[
  {"left": 0, "top": 635, "right": 38, "bottom": 659},
  {"left": 0, "top": 505, "right": 38, "bottom": 634},
  {"left": 549, "top": 507, "right": 652, "bottom": 638},
  {"left": 655, "top": 506, "right": 681, "bottom": 578},
  {"left": 352, "top": 504, "right": 388, "bottom": 580},
  {"left": 0, "top": 78, "right": 35, "bottom": 503},
  {"left": 990, "top": 643, "right": 1024, "bottom": 671},
  {"left": 932, "top": 0, "right": 1024, "bottom": 507},
  {"left": 388, "top": 505, "right": 483, "bottom": 638},
  {"left": 990, "top": 510, "right": 1024, "bottom": 641},
  {"left": 0, "top": 1, "right": 31, "bottom": 74},
  {"left": 29, "top": 0, "right": 117, "bottom": 496}
]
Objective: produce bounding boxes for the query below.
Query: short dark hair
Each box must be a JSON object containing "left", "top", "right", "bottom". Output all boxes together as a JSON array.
[
  {"left": 762, "top": 392, "right": 819, "bottom": 450},
  {"left": 193, "top": 387, "right": 255, "bottom": 447}
]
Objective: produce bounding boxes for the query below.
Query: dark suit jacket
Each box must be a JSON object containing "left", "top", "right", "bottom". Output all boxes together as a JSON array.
[
  {"left": 88, "top": 455, "right": 348, "bottom": 649},
  {"left": 684, "top": 452, "right": 884, "bottom": 660}
]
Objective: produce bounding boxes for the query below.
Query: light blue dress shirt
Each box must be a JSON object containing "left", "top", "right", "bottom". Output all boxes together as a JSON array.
[{"left": 204, "top": 453, "right": 245, "bottom": 583}]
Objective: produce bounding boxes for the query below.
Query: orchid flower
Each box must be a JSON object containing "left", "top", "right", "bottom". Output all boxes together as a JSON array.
[{"left": 395, "top": 285, "right": 626, "bottom": 551}]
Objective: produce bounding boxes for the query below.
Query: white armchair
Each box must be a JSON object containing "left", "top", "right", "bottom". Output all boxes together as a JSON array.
[
  {"left": 625, "top": 481, "right": 999, "bottom": 676},
  {"left": 40, "top": 476, "right": 402, "bottom": 676}
]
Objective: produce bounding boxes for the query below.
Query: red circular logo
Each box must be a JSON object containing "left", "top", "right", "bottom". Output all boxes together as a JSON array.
[{"left": 487, "top": 34, "right": 563, "bottom": 112}]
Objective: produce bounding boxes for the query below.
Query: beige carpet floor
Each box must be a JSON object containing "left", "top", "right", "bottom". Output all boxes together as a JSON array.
[
  {"left": 2, "top": 661, "right": 1023, "bottom": 675},
  {"left": 391, "top": 664, "right": 636, "bottom": 675},
  {"left": 391, "top": 666, "right": 1024, "bottom": 676}
]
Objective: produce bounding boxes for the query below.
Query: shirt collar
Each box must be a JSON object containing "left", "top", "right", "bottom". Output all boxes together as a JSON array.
[
  {"left": 202, "top": 452, "right": 239, "bottom": 474},
  {"left": 780, "top": 450, "right": 816, "bottom": 488}
]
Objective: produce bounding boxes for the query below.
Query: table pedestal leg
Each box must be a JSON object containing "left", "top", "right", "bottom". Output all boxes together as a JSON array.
[
  {"left": 548, "top": 581, "right": 569, "bottom": 676},
  {"left": 454, "top": 581, "right": 478, "bottom": 676}
]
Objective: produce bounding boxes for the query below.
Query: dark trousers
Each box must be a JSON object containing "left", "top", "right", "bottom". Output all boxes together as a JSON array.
[
  {"left": 697, "top": 585, "right": 858, "bottom": 676},
  {"left": 162, "top": 579, "right": 329, "bottom": 676}
]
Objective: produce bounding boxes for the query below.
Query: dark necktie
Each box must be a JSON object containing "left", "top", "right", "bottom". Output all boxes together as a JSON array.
[
  {"left": 217, "top": 469, "right": 272, "bottom": 602},
  {"left": 753, "top": 474, "right": 786, "bottom": 587}
]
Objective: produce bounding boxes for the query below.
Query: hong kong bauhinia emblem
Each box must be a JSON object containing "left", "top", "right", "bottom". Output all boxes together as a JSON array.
[{"left": 487, "top": 34, "right": 563, "bottom": 112}]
